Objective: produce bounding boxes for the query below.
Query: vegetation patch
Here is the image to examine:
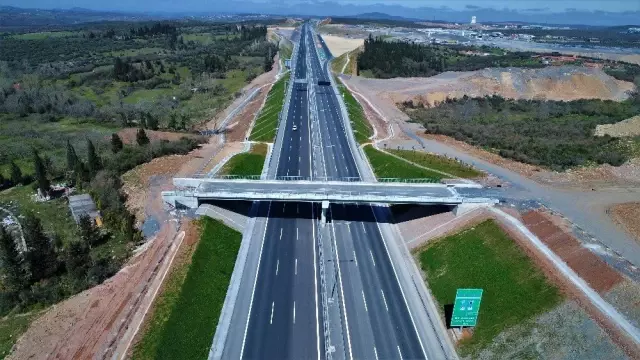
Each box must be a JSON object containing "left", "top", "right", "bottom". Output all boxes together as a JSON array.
[
  {"left": 363, "top": 145, "right": 443, "bottom": 180},
  {"left": 357, "top": 35, "right": 545, "bottom": 79},
  {"left": 219, "top": 143, "right": 268, "bottom": 177},
  {"left": 387, "top": 149, "right": 483, "bottom": 178},
  {"left": 417, "top": 220, "right": 563, "bottom": 356},
  {"left": 0, "top": 311, "right": 42, "bottom": 358},
  {"left": 338, "top": 84, "right": 373, "bottom": 144},
  {"left": 130, "top": 222, "right": 202, "bottom": 360},
  {"left": 249, "top": 73, "right": 289, "bottom": 142},
  {"left": 150, "top": 217, "right": 242, "bottom": 360},
  {"left": 403, "top": 94, "right": 640, "bottom": 170}
]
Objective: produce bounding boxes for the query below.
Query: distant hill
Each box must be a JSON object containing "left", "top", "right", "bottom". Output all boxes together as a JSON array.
[
  {"left": 0, "top": 6, "right": 153, "bottom": 29},
  {"left": 352, "top": 12, "right": 420, "bottom": 22}
]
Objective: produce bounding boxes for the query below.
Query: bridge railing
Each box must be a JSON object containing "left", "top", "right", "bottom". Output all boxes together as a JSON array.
[{"left": 208, "top": 175, "right": 442, "bottom": 183}]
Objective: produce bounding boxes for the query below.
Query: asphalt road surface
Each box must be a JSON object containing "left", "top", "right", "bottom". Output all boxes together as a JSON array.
[
  {"left": 240, "top": 24, "right": 324, "bottom": 360},
  {"left": 310, "top": 28, "right": 432, "bottom": 359}
]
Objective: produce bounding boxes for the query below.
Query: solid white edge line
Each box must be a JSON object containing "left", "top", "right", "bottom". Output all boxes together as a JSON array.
[
  {"left": 239, "top": 201, "right": 272, "bottom": 358},
  {"left": 293, "top": 300, "right": 296, "bottom": 324},
  {"left": 371, "top": 206, "right": 428, "bottom": 360},
  {"left": 313, "top": 204, "right": 321, "bottom": 360},
  {"left": 361, "top": 290, "right": 368, "bottom": 312},
  {"left": 381, "top": 289, "right": 389, "bottom": 311},
  {"left": 331, "top": 215, "right": 353, "bottom": 360},
  {"left": 270, "top": 301, "right": 275, "bottom": 324}
]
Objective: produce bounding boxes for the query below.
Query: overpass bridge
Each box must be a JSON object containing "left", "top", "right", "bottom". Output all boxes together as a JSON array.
[{"left": 162, "top": 177, "right": 497, "bottom": 222}]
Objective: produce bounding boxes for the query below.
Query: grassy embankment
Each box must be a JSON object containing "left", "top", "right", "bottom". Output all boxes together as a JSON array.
[
  {"left": 331, "top": 48, "right": 361, "bottom": 75},
  {"left": 131, "top": 218, "right": 242, "bottom": 360},
  {"left": 337, "top": 84, "right": 373, "bottom": 144},
  {"left": 249, "top": 73, "right": 290, "bottom": 142},
  {"left": 363, "top": 145, "right": 443, "bottom": 181},
  {"left": 219, "top": 143, "right": 268, "bottom": 177},
  {"left": 417, "top": 220, "right": 563, "bottom": 356},
  {"left": 387, "top": 149, "right": 483, "bottom": 178}
]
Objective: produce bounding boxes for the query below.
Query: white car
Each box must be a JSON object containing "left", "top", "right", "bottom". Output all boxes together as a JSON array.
[{"left": 292, "top": 124, "right": 298, "bottom": 131}]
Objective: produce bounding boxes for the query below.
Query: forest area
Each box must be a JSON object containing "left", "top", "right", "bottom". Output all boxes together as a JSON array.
[
  {"left": 402, "top": 86, "right": 640, "bottom": 170},
  {"left": 357, "top": 34, "right": 545, "bottom": 78},
  {"left": 0, "top": 19, "right": 276, "bottom": 326}
]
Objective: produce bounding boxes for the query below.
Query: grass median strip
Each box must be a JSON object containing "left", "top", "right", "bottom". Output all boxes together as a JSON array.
[
  {"left": 249, "top": 73, "right": 289, "bottom": 142},
  {"left": 131, "top": 218, "right": 242, "bottom": 360},
  {"left": 417, "top": 220, "right": 563, "bottom": 356},
  {"left": 220, "top": 143, "right": 268, "bottom": 177},
  {"left": 387, "top": 149, "right": 483, "bottom": 178},
  {"left": 338, "top": 84, "right": 373, "bottom": 144},
  {"left": 363, "top": 145, "right": 443, "bottom": 180}
]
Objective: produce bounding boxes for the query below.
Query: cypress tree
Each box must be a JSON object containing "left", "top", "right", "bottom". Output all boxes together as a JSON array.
[
  {"left": 32, "top": 149, "right": 50, "bottom": 196},
  {"left": 0, "top": 226, "right": 24, "bottom": 293},
  {"left": 136, "top": 128, "right": 150, "bottom": 146},
  {"left": 86, "top": 139, "right": 102, "bottom": 177},
  {"left": 22, "top": 213, "right": 57, "bottom": 282},
  {"left": 65, "top": 240, "right": 90, "bottom": 279},
  {"left": 111, "top": 133, "right": 123, "bottom": 153},
  {"left": 78, "top": 215, "right": 99, "bottom": 248},
  {"left": 10, "top": 161, "right": 22, "bottom": 185},
  {"left": 66, "top": 140, "right": 78, "bottom": 172}
]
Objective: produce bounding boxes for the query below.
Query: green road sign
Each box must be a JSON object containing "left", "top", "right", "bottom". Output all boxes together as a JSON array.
[{"left": 451, "top": 288, "right": 483, "bottom": 327}]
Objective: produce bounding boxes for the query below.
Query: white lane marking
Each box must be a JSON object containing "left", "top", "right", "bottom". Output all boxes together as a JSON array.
[
  {"left": 381, "top": 289, "right": 389, "bottom": 311},
  {"left": 293, "top": 301, "right": 296, "bottom": 324},
  {"left": 283, "top": 203, "right": 286, "bottom": 211},
  {"left": 288, "top": 155, "right": 290, "bottom": 161},
  {"left": 370, "top": 249, "right": 376, "bottom": 267},
  {"left": 295, "top": 258, "right": 298, "bottom": 275},
  {"left": 280, "top": 228, "right": 283, "bottom": 240},
  {"left": 353, "top": 250, "right": 358, "bottom": 267},
  {"left": 362, "top": 290, "right": 368, "bottom": 312},
  {"left": 240, "top": 202, "right": 272, "bottom": 359},
  {"left": 299, "top": 156, "right": 301, "bottom": 162},
  {"left": 371, "top": 207, "right": 428, "bottom": 359},
  {"left": 296, "top": 227, "right": 299, "bottom": 240},
  {"left": 331, "top": 217, "right": 353, "bottom": 360},
  {"left": 397, "top": 346, "right": 403, "bottom": 360},
  {"left": 312, "top": 203, "right": 321, "bottom": 360},
  {"left": 270, "top": 301, "right": 275, "bottom": 324},
  {"left": 347, "top": 223, "right": 351, "bottom": 233},
  {"left": 361, "top": 222, "right": 367, "bottom": 234},
  {"left": 276, "top": 259, "right": 279, "bottom": 276},
  {"left": 373, "top": 347, "right": 379, "bottom": 360}
]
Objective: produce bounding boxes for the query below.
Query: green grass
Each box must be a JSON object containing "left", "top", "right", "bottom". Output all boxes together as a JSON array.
[
  {"left": 150, "top": 218, "right": 242, "bottom": 360},
  {"left": 123, "top": 88, "right": 175, "bottom": 104},
  {"left": 11, "top": 31, "right": 77, "bottom": 40},
  {"left": 279, "top": 40, "right": 293, "bottom": 60},
  {"left": 182, "top": 33, "right": 214, "bottom": 45},
  {"left": 417, "top": 220, "right": 563, "bottom": 356},
  {"left": 220, "top": 143, "right": 267, "bottom": 176},
  {"left": 332, "top": 52, "right": 349, "bottom": 73},
  {"left": 0, "top": 185, "right": 78, "bottom": 244},
  {"left": 338, "top": 84, "right": 373, "bottom": 144},
  {"left": 249, "top": 73, "right": 289, "bottom": 142},
  {"left": 0, "top": 311, "right": 41, "bottom": 358},
  {"left": 363, "top": 145, "right": 443, "bottom": 180},
  {"left": 130, "top": 224, "right": 201, "bottom": 360},
  {"left": 387, "top": 149, "right": 483, "bottom": 178}
]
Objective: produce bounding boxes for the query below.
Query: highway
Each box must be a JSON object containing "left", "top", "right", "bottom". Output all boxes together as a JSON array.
[
  {"left": 308, "top": 26, "right": 444, "bottom": 359},
  {"left": 237, "top": 24, "right": 323, "bottom": 359}
]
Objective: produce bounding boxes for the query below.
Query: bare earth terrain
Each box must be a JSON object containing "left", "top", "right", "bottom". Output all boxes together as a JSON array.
[
  {"left": 321, "top": 35, "right": 364, "bottom": 57},
  {"left": 596, "top": 115, "right": 640, "bottom": 138},
  {"left": 609, "top": 203, "right": 640, "bottom": 243}
]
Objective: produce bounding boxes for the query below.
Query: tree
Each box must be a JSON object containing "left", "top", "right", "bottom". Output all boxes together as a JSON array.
[
  {"left": 74, "top": 160, "right": 89, "bottom": 188},
  {"left": 78, "top": 215, "right": 100, "bottom": 248},
  {"left": 111, "top": 133, "right": 124, "bottom": 153},
  {"left": 136, "top": 128, "right": 150, "bottom": 146},
  {"left": 32, "top": 149, "right": 50, "bottom": 196},
  {"left": 10, "top": 161, "right": 22, "bottom": 186},
  {"left": 22, "top": 213, "right": 57, "bottom": 282},
  {"left": 168, "top": 113, "right": 177, "bottom": 130},
  {"left": 145, "top": 113, "right": 159, "bottom": 131},
  {"left": 0, "top": 226, "right": 25, "bottom": 293},
  {"left": 66, "top": 140, "right": 78, "bottom": 172},
  {"left": 86, "top": 140, "right": 102, "bottom": 177},
  {"left": 65, "top": 240, "right": 90, "bottom": 279}
]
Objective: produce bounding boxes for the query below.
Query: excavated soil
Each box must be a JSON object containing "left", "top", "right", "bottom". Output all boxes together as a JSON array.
[
  {"left": 596, "top": 115, "right": 640, "bottom": 138},
  {"left": 321, "top": 35, "right": 364, "bottom": 57},
  {"left": 609, "top": 202, "right": 640, "bottom": 243},
  {"left": 520, "top": 210, "right": 623, "bottom": 293},
  {"left": 225, "top": 85, "right": 270, "bottom": 142}
]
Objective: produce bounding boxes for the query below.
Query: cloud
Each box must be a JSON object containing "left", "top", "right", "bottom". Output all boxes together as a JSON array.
[
  {"left": 465, "top": 5, "right": 481, "bottom": 10},
  {"left": 523, "top": 8, "right": 550, "bottom": 12}
]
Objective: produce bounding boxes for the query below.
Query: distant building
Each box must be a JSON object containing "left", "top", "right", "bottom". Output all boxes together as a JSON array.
[
  {"left": 68, "top": 194, "right": 102, "bottom": 227},
  {"left": 471, "top": 16, "right": 477, "bottom": 25}
]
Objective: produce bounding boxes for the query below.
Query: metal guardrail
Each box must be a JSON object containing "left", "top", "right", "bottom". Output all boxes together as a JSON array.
[{"left": 211, "top": 175, "right": 442, "bottom": 183}]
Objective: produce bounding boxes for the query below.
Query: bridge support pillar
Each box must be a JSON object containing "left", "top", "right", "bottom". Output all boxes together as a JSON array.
[
  {"left": 453, "top": 202, "right": 490, "bottom": 216},
  {"left": 321, "top": 201, "right": 330, "bottom": 224}
]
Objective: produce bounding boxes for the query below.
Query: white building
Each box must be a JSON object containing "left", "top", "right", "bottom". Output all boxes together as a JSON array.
[{"left": 471, "top": 16, "right": 477, "bottom": 25}]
